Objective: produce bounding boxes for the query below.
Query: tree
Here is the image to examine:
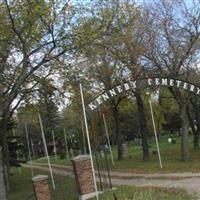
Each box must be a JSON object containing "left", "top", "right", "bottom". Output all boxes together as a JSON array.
[
  {"left": 0, "top": 0, "right": 75, "bottom": 169},
  {"left": 60, "top": 105, "right": 84, "bottom": 151},
  {"left": 37, "top": 78, "right": 60, "bottom": 138},
  {"left": 143, "top": 0, "right": 200, "bottom": 161},
  {"left": 61, "top": 1, "right": 129, "bottom": 160},
  {"left": 17, "top": 102, "right": 41, "bottom": 158},
  {"left": 0, "top": 0, "right": 113, "bottom": 172},
  {"left": 186, "top": 70, "right": 200, "bottom": 149},
  {"left": 118, "top": 99, "right": 140, "bottom": 141},
  {"left": 84, "top": 1, "right": 151, "bottom": 160},
  {"left": 77, "top": 41, "right": 127, "bottom": 160}
]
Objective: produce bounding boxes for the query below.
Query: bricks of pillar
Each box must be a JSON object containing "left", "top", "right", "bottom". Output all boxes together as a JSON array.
[
  {"left": 72, "top": 155, "right": 95, "bottom": 196},
  {"left": 32, "top": 175, "right": 51, "bottom": 200}
]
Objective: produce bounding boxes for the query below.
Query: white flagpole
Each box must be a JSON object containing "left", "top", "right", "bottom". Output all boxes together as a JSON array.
[
  {"left": 103, "top": 114, "right": 115, "bottom": 166},
  {"left": 149, "top": 97, "right": 163, "bottom": 169},
  {"left": 79, "top": 83, "right": 99, "bottom": 200},
  {"left": 25, "top": 124, "right": 34, "bottom": 177},
  {"left": 63, "top": 128, "right": 70, "bottom": 161},
  {"left": 39, "top": 114, "right": 56, "bottom": 190},
  {"left": 52, "top": 130, "right": 57, "bottom": 160},
  {"left": 81, "top": 120, "right": 87, "bottom": 154}
]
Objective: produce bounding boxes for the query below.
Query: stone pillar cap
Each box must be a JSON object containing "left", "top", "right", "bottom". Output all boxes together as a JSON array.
[
  {"left": 32, "top": 175, "right": 48, "bottom": 182},
  {"left": 71, "top": 155, "right": 90, "bottom": 161}
]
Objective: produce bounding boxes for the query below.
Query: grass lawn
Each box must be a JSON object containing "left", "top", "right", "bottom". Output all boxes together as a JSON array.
[
  {"left": 8, "top": 167, "right": 78, "bottom": 200},
  {"left": 92, "top": 186, "right": 193, "bottom": 200},
  {"left": 110, "top": 135, "right": 200, "bottom": 173},
  {"left": 33, "top": 155, "right": 72, "bottom": 165},
  {"left": 33, "top": 135, "right": 200, "bottom": 173},
  {"left": 8, "top": 167, "right": 193, "bottom": 200}
]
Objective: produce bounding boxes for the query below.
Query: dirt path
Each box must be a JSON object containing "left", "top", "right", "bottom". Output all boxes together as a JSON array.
[{"left": 23, "top": 163, "right": 200, "bottom": 199}]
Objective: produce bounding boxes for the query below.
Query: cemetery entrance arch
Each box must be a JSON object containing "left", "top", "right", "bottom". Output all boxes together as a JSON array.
[{"left": 87, "top": 76, "right": 200, "bottom": 111}]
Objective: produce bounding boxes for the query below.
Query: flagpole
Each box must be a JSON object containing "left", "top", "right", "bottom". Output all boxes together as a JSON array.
[
  {"left": 25, "top": 124, "right": 34, "bottom": 177},
  {"left": 81, "top": 120, "right": 87, "bottom": 154},
  {"left": 79, "top": 83, "right": 99, "bottom": 200},
  {"left": 148, "top": 97, "right": 163, "bottom": 169},
  {"left": 39, "top": 114, "right": 56, "bottom": 189},
  {"left": 102, "top": 114, "right": 115, "bottom": 166}
]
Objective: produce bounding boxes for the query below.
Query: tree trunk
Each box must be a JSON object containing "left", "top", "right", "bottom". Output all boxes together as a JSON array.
[
  {"left": 180, "top": 105, "right": 190, "bottom": 161},
  {"left": 194, "top": 132, "right": 199, "bottom": 150},
  {"left": 0, "top": 117, "right": 10, "bottom": 192},
  {"left": 194, "top": 116, "right": 200, "bottom": 150},
  {"left": 169, "top": 88, "right": 190, "bottom": 161},
  {"left": 186, "top": 106, "right": 199, "bottom": 150},
  {"left": 112, "top": 107, "right": 124, "bottom": 160},
  {"left": 0, "top": 146, "right": 7, "bottom": 200},
  {"left": 135, "top": 91, "right": 149, "bottom": 161},
  {"left": 194, "top": 106, "right": 200, "bottom": 150}
]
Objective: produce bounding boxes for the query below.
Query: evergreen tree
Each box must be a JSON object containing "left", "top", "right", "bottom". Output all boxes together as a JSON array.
[{"left": 37, "top": 78, "right": 60, "bottom": 139}]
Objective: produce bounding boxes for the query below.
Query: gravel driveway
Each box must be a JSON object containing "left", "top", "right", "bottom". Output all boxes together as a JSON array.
[{"left": 23, "top": 163, "right": 200, "bottom": 199}]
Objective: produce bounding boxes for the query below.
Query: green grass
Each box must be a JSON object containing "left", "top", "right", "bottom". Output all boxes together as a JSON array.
[
  {"left": 8, "top": 167, "right": 78, "bottom": 200},
  {"left": 8, "top": 167, "right": 193, "bottom": 200},
  {"left": 92, "top": 186, "right": 193, "bottom": 200},
  {"left": 110, "top": 135, "right": 200, "bottom": 173},
  {"left": 33, "top": 135, "right": 200, "bottom": 173},
  {"left": 33, "top": 155, "right": 71, "bottom": 165}
]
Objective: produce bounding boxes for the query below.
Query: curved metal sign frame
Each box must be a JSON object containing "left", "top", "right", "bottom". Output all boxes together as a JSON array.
[{"left": 87, "top": 77, "right": 200, "bottom": 111}]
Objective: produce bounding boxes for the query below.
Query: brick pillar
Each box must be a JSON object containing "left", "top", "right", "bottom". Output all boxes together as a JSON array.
[
  {"left": 32, "top": 175, "right": 51, "bottom": 200},
  {"left": 72, "top": 155, "right": 95, "bottom": 198}
]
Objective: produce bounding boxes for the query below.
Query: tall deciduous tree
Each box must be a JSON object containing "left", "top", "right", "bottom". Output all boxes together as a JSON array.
[
  {"left": 143, "top": 0, "right": 200, "bottom": 161},
  {"left": 0, "top": 0, "right": 75, "bottom": 168},
  {"left": 0, "top": 1, "right": 113, "bottom": 194},
  {"left": 84, "top": 1, "right": 151, "bottom": 160}
]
